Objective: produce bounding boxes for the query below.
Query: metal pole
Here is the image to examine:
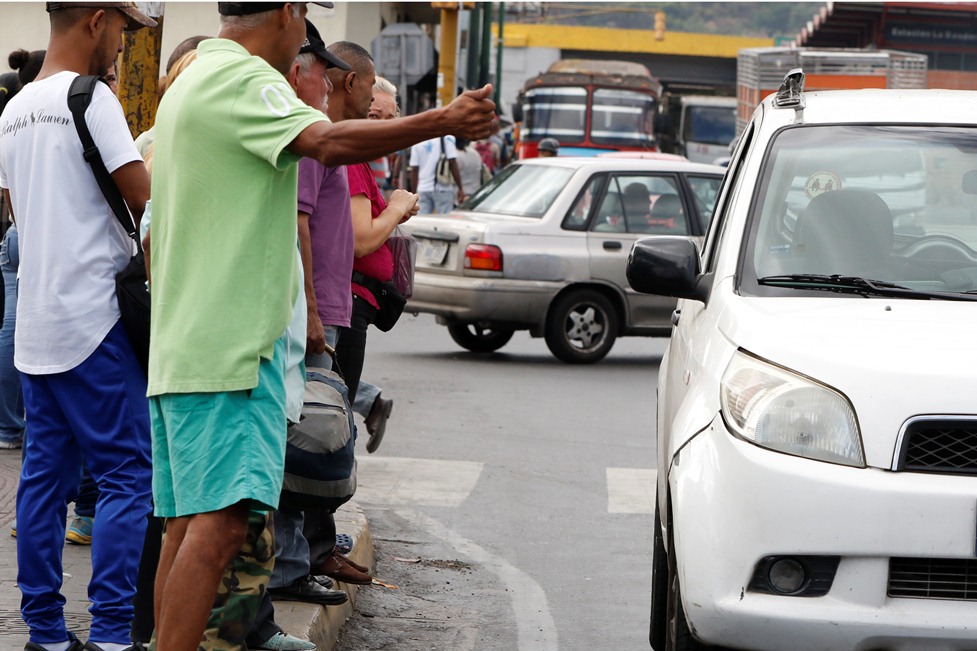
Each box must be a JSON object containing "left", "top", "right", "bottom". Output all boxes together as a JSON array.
[
  {"left": 438, "top": 8, "right": 459, "bottom": 107},
  {"left": 119, "top": 1, "right": 164, "bottom": 139},
  {"left": 466, "top": 3, "right": 481, "bottom": 90},
  {"left": 494, "top": 2, "right": 504, "bottom": 107},
  {"left": 479, "top": 2, "right": 492, "bottom": 88}
]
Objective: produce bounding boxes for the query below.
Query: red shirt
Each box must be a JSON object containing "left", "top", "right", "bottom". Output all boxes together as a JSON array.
[{"left": 347, "top": 162, "right": 393, "bottom": 310}]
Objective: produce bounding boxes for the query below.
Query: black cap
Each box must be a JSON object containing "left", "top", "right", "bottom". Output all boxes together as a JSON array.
[
  {"left": 538, "top": 138, "right": 560, "bottom": 153},
  {"left": 46, "top": 2, "right": 157, "bottom": 31},
  {"left": 218, "top": 2, "right": 333, "bottom": 15},
  {"left": 299, "top": 19, "right": 349, "bottom": 70}
]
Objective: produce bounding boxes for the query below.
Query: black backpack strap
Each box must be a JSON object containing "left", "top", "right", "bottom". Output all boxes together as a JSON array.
[{"left": 67, "top": 75, "right": 142, "bottom": 254}]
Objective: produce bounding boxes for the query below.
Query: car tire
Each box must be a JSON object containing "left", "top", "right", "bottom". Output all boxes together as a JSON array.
[
  {"left": 650, "top": 496, "right": 668, "bottom": 650},
  {"left": 447, "top": 322, "right": 515, "bottom": 353},
  {"left": 666, "top": 520, "right": 732, "bottom": 651},
  {"left": 544, "top": 289, "right": 618, "bottom": 364}
]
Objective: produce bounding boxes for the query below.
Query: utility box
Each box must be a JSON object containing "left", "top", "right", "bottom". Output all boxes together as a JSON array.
[
  {"left": 371, "top": 23, "right": 434, "bottom": 89},
  {"left": 736, "top": 47, "right": 928, "bottom": 134}
]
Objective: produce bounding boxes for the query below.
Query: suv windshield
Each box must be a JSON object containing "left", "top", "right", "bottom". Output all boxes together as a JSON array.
[
  {"left": 744, "top": 125, "right": 977, "bottom": 297},
  {"left": 684, "top": 105, "right": 736, "bottom": 146},
  {"left": 460, "top": 163, "right": 575, "bottom": 217}
]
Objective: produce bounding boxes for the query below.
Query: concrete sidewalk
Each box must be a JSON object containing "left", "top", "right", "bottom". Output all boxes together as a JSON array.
[{"left": 0, "top": 447, "right": 370, "bottom": 651}]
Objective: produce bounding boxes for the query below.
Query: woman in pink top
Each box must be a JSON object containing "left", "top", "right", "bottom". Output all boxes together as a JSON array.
[{"left": 335, "top": 78, "right": 418, "bottom": 416}]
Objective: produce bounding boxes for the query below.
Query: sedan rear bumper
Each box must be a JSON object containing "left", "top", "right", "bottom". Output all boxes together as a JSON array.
[
  {"left": 672, "top": 415, "right": 977, "bottom": 651},
  {"left": 406, "top": 272, "right": 564, "bottom": 326}
]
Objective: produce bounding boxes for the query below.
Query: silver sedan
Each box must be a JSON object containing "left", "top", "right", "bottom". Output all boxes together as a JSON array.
[{"left": 403, "top": 157, "right": 725, "bottom": 363}]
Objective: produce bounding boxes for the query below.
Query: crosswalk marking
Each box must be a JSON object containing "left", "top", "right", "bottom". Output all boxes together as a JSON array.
[
  {"left": 356, "top": 458, "right": 656, "bottom": 514},
  {"left": 606, "top": 468, "right": 657, "bottom": 514},
  {"left": 356, "top": 456, "right": 484, "bottom": 507}
]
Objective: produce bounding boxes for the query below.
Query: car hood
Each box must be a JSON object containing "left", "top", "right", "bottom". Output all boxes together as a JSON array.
[{"left": 717, "top": 295, "right": 977, "bottom": 468}]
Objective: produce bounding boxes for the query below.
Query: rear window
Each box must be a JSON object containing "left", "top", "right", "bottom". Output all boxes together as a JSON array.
[{"left": 461, "top": 164, "right": 575, "bottom": 218}]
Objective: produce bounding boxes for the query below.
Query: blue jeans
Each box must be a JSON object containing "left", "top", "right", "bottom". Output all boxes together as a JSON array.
[
  {"left": 0, "top": 226, "right": 24, "bottom": 445},
  {"left": 419, "top": 188, "right": 455, "bottom": 215}
]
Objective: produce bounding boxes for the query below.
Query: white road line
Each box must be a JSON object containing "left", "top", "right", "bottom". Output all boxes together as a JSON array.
[
  {"left": 400, "top": 508, "right": 559, "bottom": 651},
  {"left": 607, "top": 467, "right": 657, "bottom": 514},
  {"left": 356, "top": 456, "right": 484, "bottom": 507}
]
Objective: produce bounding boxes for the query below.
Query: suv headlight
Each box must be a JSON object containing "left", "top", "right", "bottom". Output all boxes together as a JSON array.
[{"left": 720, "top": 351, "right": 865, "bottom": 467}]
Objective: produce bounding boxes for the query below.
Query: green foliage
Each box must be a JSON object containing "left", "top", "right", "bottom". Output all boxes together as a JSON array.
[{"left": 506, "top": 2, "right": 826, "bottom": 39}]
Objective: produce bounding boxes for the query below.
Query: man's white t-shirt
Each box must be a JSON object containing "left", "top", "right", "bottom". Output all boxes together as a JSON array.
[
  {"left": 409, "top": 135, "right": 457, "bottom": 193},
  {"left": 0, "top": 72, "right": 142, "bottom": 374}
]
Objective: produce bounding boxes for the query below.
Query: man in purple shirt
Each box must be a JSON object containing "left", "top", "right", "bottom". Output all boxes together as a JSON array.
[{"left": 299, "top": 44, "right": 391, "bottom": 451}]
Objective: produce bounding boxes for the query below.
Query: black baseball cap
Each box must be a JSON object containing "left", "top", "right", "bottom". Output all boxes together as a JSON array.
[
  {"left": 299, "top": 19, "right": 349, "bottom": 70},
  {"left": 46, "top": 2, "right": 157, "bottom": 31},
  {"left": 218, "top": 2, "right": 334, "bottom": 15}
]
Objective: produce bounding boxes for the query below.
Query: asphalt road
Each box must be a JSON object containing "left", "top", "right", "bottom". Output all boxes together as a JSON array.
[{"left": 336, "top": 313, "right": 666, "bottom": 651}]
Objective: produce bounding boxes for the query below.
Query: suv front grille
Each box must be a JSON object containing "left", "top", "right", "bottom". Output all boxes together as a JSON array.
[
  {"left": 898, "top": 420, "right": 977, "bottom": 475},
  {"left": 889, "top": 558, "right": 977, "bottom": 600}
]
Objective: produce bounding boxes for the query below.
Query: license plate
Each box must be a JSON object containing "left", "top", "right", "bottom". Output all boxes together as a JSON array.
[{"left": 419, "top": 238, "right": 449, "bottom": 265}]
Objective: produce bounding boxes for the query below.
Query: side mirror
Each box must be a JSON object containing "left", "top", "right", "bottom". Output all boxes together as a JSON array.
[
  {"left": 511, "top": 102, "right": 524, "bottom": 124},
  {"left": 627, "top": 237, "right": 709, "bottom": 301}
]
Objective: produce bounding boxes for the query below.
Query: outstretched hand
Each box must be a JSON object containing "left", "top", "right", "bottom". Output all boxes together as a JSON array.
[{"left": 444, "top": 84, "right": 497, "bottom": 141}]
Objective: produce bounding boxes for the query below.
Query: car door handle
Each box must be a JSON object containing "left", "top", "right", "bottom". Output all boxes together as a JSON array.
[
  {"left": 602, "top": 241, "right": 623, "bottom": 251},
  {"left": 671, "top": 309, "right": 681, "bottom": 326}
]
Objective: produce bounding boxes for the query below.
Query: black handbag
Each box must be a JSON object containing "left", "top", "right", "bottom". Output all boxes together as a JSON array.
[
  {"left": 68, "top": 75, "right": 150, "bottom": 374},
  {"left": 352, "top": 270, "right": 406, "bottom": 332}
]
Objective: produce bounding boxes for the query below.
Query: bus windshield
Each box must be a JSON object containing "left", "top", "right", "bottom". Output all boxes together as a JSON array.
[
  {"left": 522, "top": 87, "right": 587, "bottom": 144},
  {"left": 591, "top": 89, "right": 657, "bottom": 148}
]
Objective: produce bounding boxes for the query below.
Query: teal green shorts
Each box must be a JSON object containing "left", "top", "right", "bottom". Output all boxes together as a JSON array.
[{"left": 150, "top": 337, "right": 287, "bottom": 518}]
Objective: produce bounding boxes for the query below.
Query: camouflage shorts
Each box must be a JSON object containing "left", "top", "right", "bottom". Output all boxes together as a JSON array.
[{"left": 150, "top": 510, "right": 275, "bottom": 651}]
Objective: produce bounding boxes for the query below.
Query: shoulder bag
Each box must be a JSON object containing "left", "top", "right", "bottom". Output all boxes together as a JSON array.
[
  {"left": 435, "top": 136, "right": 453, "bottom": 186},
  {"left": 352, "top": 269, "right": 406, "bottom": 332},
  {"left": 68, "top": 75, "right": 150, "bottom": 375}
]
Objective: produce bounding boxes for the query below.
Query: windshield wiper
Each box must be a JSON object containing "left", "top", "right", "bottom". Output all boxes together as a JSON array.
[{"left": 757, "top": 274, "right": 977, "bottom": 301}]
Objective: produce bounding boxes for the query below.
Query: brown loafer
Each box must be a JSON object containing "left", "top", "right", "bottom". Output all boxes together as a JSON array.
[
  {"left": 334, "top": 546, "right": 369, "bottom": 573},
  {"left": 314, "top": 547, "right": 372, "bottom": 585}
]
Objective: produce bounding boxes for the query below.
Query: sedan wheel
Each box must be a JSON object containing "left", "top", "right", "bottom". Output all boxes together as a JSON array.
[
  {"left": 447, "top": 322, "right": 515, "bottom": 353},
  {"left": 545, "top": 289, "right": 618, "bottom": 364}
]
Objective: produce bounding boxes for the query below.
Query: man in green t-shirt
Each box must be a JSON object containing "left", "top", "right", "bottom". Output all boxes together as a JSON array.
[{"left": 147, "top": 3, "right": 496, "bottom": 650}]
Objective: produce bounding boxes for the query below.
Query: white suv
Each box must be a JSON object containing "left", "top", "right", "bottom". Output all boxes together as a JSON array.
[{"left": 629, "top": 71, "right": 977, "bottom": 651}]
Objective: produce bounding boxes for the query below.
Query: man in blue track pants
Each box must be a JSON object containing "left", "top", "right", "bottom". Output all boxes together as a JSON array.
[{"left": 0, "top": 3, "right": 156, "bottom": 650}]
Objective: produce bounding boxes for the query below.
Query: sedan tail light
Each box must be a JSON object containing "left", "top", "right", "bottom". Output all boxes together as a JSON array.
[{"left": 464, "top": 244, "right": 503, "bottom": 271}]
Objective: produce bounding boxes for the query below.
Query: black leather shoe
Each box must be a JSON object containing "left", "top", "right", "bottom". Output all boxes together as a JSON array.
[
  {"left": 84, "top": 643, "right": 139, "bottom": 651},
  {"left": 310, "top": 574, "right": 334, "bottom": 589},
  {"left": 365, "top": 396, "right": 393, "bottom": 454},
  {"left": 269, "top": 575, "right": 348, "bottom": 605}
]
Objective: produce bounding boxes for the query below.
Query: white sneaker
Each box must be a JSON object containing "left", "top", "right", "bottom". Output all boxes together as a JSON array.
[{"left": 254, "top": 632, "right": 316, "bottom": 651}]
